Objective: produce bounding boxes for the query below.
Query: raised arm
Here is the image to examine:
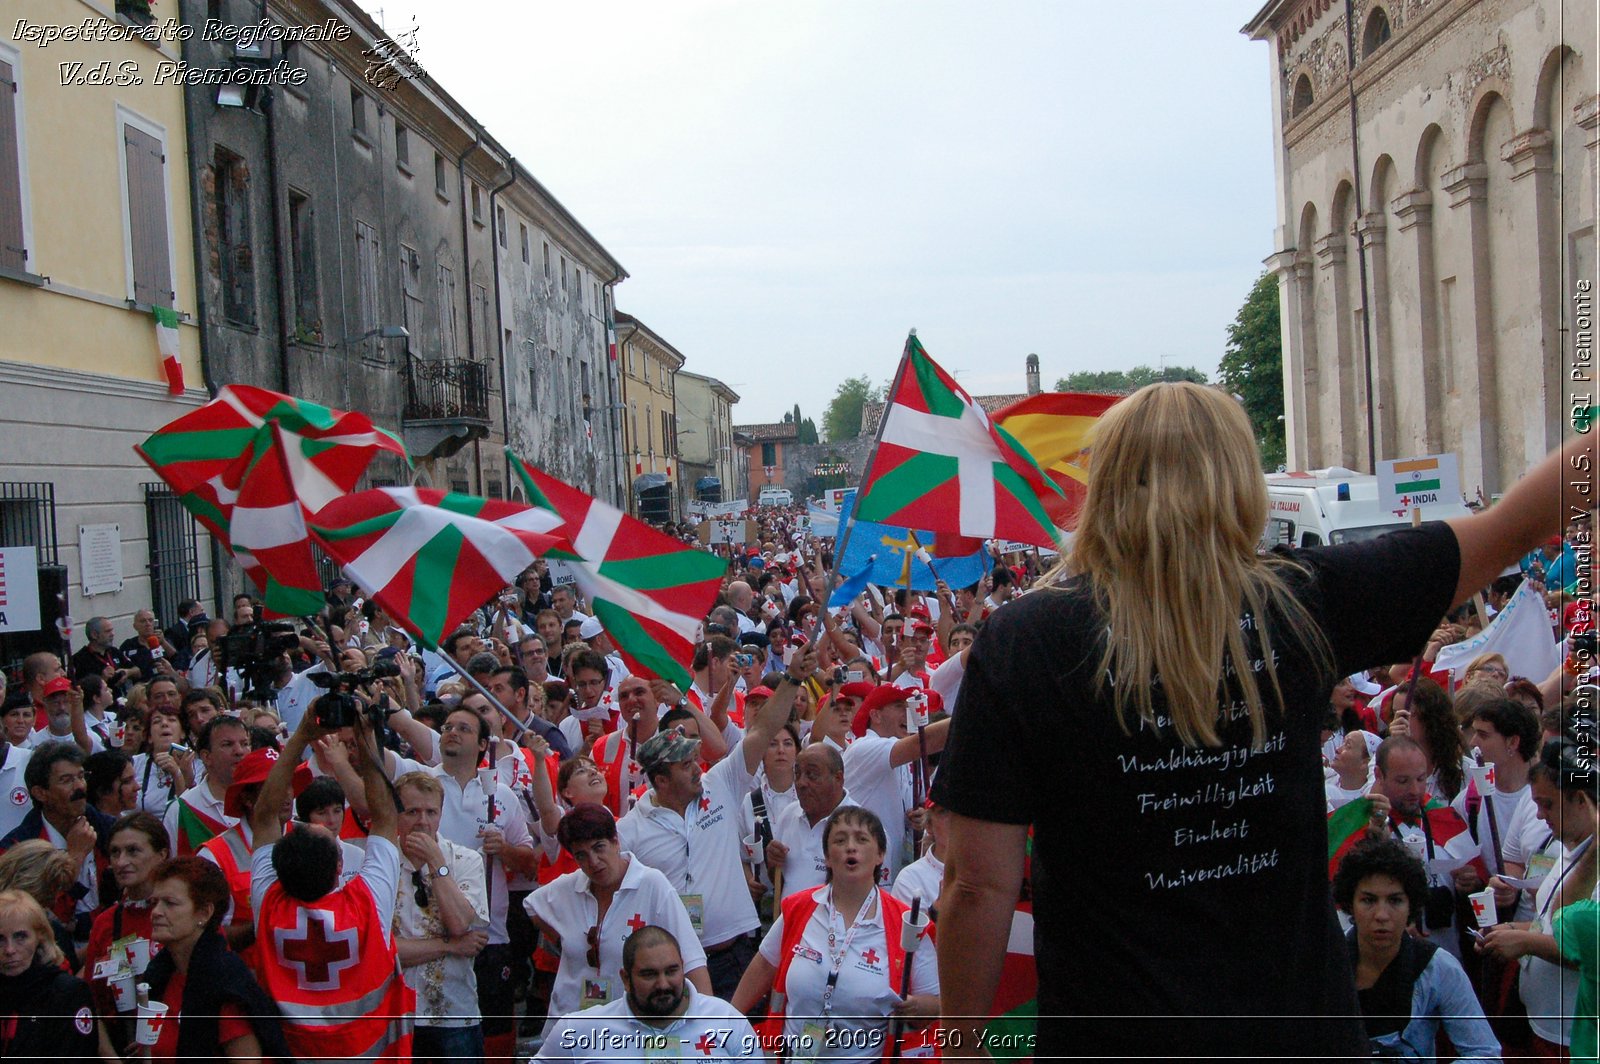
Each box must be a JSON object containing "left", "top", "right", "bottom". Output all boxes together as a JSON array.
[
  {"left": 350, "top": 714, "right": 398, "bottom": 844},
  {"left": 254, "top": 708, "right": 325, "bottom": 847},
  {"left": 739, "top": 646, "right": 817, "bottom": 775},
  {"left": 889, "top": 717, "right": 951, "bottom": 769}
]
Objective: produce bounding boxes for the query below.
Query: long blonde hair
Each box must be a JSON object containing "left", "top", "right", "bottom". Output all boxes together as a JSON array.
[
  {"left": 1063, "top": 383, "right": 1327, "bottom": 748},
  {"left": 0, "top": 839, "right": 78, "bottom": 909}
]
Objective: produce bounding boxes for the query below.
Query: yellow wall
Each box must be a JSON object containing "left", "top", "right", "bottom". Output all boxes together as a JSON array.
[
  {"left": 622, "top": 337, "right": 680, "bottom": 492},
  {"left": 1, "top": 0, "right": 199, "bottom": 385}
]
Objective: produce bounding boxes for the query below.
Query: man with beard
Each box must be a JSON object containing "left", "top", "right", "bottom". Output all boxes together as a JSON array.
[
  {"left": 534, "top": 926, "right": 755, "bottom": 1062},
  {"left": 27, "top": 677, "right": 100, "bottom": 755}
]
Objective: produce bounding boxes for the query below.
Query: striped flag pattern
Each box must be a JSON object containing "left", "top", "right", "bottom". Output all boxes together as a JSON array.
[{"left": 991, "top": 391, "right": 1121, "bottom": 531}]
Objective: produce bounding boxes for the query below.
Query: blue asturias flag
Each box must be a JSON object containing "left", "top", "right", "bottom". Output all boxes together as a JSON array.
[{"left": 832, "top": 490, "right": 991, "bottom": 598}]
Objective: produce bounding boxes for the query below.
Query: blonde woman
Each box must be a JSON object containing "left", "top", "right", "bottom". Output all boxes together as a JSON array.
[
  {"left": 1463, "top": 652, "right": 1512, "bottom": 690},
  {"left": 0, "top": 840, "right": 80, "bottom": 969},
  {"left": 932, "top": 382, "right": 1591, "bottom": 1060},
  {"left": 0, "top": 890, "right": 97, "bottom": 1058}
]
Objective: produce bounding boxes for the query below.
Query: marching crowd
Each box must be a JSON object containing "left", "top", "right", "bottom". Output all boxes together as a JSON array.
[{"left": 0, "top": 489, "right": 1595, "bottom": 1063}]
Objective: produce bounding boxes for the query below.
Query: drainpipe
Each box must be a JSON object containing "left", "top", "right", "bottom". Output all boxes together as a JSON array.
[
  {"left": 486, "top": 148, "right": 517, "bottom": 493},
  {"left": 454, "top": 132, "right": 481, "bottom": 489}
]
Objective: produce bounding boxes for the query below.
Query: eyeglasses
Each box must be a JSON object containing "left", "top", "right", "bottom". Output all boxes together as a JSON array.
[
  {"left": 410, "top": 868, "right": 429, "bottom": 910},
  {"left": 586, "top": 925, "right": 600, "bottom": 970}
]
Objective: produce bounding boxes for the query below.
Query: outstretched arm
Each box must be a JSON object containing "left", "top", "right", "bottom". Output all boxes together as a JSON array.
[{"left": 254, "top": 709, "right": 325, "bottom": 847}]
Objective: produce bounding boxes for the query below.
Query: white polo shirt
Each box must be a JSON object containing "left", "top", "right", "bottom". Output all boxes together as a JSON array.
[
  {"left": 162, "top": 782, "right": 238, "bottom": 854},
  {"left": 525, "top": 854, "right": 707, "bottom": 1039},
  {"left": 841, "top": 730, "right": 915, "bottom": 876},
  {"left": 770, "top": 793, "right": 857, "bottom": 899},
  {"left": 0, "top": 744, "right": 32, "bottom": 839},
  {"left": 428, "top": 766, "right": 534, "bottom": 945},
  {"left": 27, "top": 726, "right": 103, "bottom": 754},
  {"left": 536, "top": 984, "right": 757, "bottom": 1062},
  {"left": 891, "top": 851, "right": 943, "bottom": 913},
  {"left": 132, "top": 753, "right": 178, "bottom": 816},
  {"left": 756, "top": 886, "right": 939, "bottom": 1064},
  {"left": 616, "top": 749, "right": 759, "bottom": 947}
]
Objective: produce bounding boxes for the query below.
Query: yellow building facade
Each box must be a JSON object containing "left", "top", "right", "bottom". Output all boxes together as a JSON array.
[
  {"left": 615, "top": 311, "right": 684, "bottom": 521},
  {"left": 0, "top": 0, "right": 212, "bottom": 664}
]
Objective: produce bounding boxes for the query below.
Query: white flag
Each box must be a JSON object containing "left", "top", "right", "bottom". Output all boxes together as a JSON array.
[{"left": 1434, "top": 580, "right": 1559, "bottom": 684}]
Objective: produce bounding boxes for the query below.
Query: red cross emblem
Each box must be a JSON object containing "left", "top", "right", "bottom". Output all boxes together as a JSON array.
[
  {"left": 698, "top": 796, "right": 711, "bottom": 812},
  {"left": 273, "top": 907, "right": 359, "bottom": 991},
  {"left": 696, "top": 1032, "right": 717, "bottom": 1055},
  {"left": 627, "top": 913, "right": 647, "bottom": 932},
  {"left": 861, "top": 948, "right": 880, "bottom": 966},
  {"left": 8, "top": 787, "right": 25, "bottom": 807}
]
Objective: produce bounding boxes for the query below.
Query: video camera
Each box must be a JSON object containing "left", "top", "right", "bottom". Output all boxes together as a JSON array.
[
  {"left": 308, "top": 657, "right": 402, "bottom": 729},
  {"left": 214, "top": 621, "right": 302, "bottom": 702}
]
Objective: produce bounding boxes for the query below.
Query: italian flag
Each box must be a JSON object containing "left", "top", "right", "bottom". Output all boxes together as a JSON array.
[
  {"left": 175, "top": 797, "right": 229, "bottom": 857},
  {"left": 136, "top": 386, "right": 410, "bottom": 617},
  {"left": 606, "top": 318, "right": 618, "bottom": 362},
  {"left": 857, "top": 333, "right": 1065, "bottom": 555},
  {"left": 509, "top": 450, "right": 724, "bottom": 689},
  {"left": 311, "top": 487, "right": 567, "bottom": 650},
  {"left": 153, "top": 304, "right": 184, "bottom": 395}
]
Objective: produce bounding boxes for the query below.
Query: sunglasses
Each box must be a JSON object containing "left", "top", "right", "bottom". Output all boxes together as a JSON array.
[
  {"left": 410, "top": 868, "right": 429, "bottom": 910},
  {"left": 586, "top": 925, "right": 600, "bottom": 970}
]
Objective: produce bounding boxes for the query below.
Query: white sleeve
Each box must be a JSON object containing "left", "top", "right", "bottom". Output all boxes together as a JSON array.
[
  {"left": 757, "top": 915, "right": 786, "bottom": 966},
  {"left": 358, "top": 835, "right": 403, "bottom": 942},
  {"left": 452, "top": 845, "right": 489, "bottom": 926},
  {"left": 928, "top": 651, "right": 967, "bottom": 710},
  {"left": 710, "top": 734, "right": 758, "bottom": 798},
  {"left": 250, "top": 842, "right": 278, "bottom": 918},
  {"left": 534, "top": 1018, "right": 576, "bottom": 1061}
]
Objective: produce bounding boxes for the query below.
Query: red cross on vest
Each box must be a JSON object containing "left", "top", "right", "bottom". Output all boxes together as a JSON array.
[
  {"left": 861, "top": 947, "right": 880, "bottom": 966},
  {"left": 627, "top": 912, "right": 647, "bottom": 932},
  {"left": 698, "top": 796, "right": 711, "bottom": 812},
  {"left": 696, "top": 1032, "right": 717, "bottom": 1055},
  {"left": 275, "top": 906, "right": 359, "bottom": 990}
]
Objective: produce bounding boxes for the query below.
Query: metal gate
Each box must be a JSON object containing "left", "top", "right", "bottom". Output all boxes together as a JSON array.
[{"left": 143, "top": 483, "right": 200, "bottom": 628}]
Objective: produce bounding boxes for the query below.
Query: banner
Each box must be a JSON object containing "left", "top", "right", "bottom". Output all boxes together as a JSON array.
[
  {"left": 1434, "top": 580, "right": 1559, "bottom": 684},
  {"left": 0, "top": 546, "right": 41, "bottom": 633}
]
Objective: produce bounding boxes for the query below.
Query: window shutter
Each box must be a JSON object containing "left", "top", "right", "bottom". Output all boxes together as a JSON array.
[
  {"left": 124, "top": 123, "right": 172, "bottom": 307},
  {"left": 0, "top": 59, "right": 26, "bottom": 272}
]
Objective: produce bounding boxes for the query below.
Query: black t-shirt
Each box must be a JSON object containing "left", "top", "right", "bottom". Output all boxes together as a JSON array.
[{"left": 931, "top": 522, "right": 1460, "bottom": 1060}]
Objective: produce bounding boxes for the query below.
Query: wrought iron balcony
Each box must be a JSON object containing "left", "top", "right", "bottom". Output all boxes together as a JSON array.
[{"left": 402, "top": 355, "right": 491, "bottom": 459}]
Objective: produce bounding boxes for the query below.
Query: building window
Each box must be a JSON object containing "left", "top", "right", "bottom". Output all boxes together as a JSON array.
[
  {"left": 436, "top": 264, "right": 458, "bottom": 359},
  {"left": 529, "top": 365, "right": 539, "bottom": 408},
  {"left": 350, "top": 86, "right": 368, "bottom": 138},
  {"left": 287, "top": 190, "right": 320, "bottom": 340},
  {"left": 450, "top": 478, "right": 469, "bottom": 495},
  {"left": 434, "top": 152, "right": 448, "bottom": 199},
  {"left": 487, "top": 480, "right": 503, "bottom": 499},
  {"left": 762, "top": 441, "right": 777, "bottom": 466},
  {"left": 1291, "top": 74, "right": 1313, "bottom": 117},
  {"left": 0, "top": 481, "right": 59, "bottom": 670},
  {"left": 354, "top": 219, "right": 380, "bottom": 335},
  {"left": 520, "top": 224, "right": 529, "bottom": 263},
  {"left": 662, "top": 410, "right": 671, "bottom": 457},
  {"left": 1362, "top": 7, "right": 1392, "bottom": 58},
  {"left": 213, "top": 146, "right": 255, "bottom": 326},
  {"left": 394, "top": 122, "right": 409, "bottom": 170},
  {"left": 471, "top": 183, "right": 483, "bottom": 224},
  {"left": 121, "top": 117, "right": 174, "bottom": 307},
  {"left": 542, "top": 241, "right": 551, "bottom": 279},
  {"left": 0, "top": 55, "right": 30, "bottom": 273},
  {"left": 560, "top": 255, "right": 568, "bottom": 294},
  {"left": 399, "top": 243, "right": 421, "bottom": 354},
  {"left": 496, "top": 205, "right": 507, "bottom": 249},
  {"left": 143, "top": 483, "right": 200, "bottom": 632}
]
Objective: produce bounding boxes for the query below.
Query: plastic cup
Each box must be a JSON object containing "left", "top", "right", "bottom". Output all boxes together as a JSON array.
[
  {"left": 1402, "top": 835, "right": 1427, "bottom": 862},
  {"left": 107, "top": 721, "right": 126, "bottom": 747},
  {"left": 136, "top": 999, "right": 170, "bottom": 1045},
  {"left": 901, "top": 907, "right": 931, "bottom": 951},
  {"left": 109, "top": 967, "right": 136, "bottom": 1011},
  {"left": 1469, "top": 763, "right": 1496, "bottom": 792},
  {"left": 741, "top": 834, "right": 760, "bottom": 863},
  {"left": 1469, "top": 888, "right": 1499, "bottom": 928},
  {"left": 124, "top": 937, "right": 151, "bottom": 973}
]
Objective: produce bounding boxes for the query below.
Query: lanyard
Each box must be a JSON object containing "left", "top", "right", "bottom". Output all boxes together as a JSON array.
[
  {"left": 1537, "top": 836, "right": 1594, "bottom": 922},
  {"left": 820, "top": 889, "right": 875, "bottom": 1021}
]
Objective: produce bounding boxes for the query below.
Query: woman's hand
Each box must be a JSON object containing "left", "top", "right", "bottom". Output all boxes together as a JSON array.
[
  {"left": 890, "top": 993, "right": 941, "bottom": 1021},
  {"left": 1476, "top": 924, "right": 1535, "bottom": 961}
]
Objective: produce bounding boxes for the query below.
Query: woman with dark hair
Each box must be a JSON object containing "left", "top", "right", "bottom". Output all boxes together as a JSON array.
[
  {"left": 931, "top": 382, "right": 1588, "bottom": 1059},
  {"left": 1387, "top": 676, "right": 1466, "bottom": 801},
  {"left": 84, "top": 750, "right": 138, "bottom": 818},
  {"left": 132, "top": 703, "right": 193, "bottom": 816},
  {"left": 142, "top": 856, "right": 290, "bottom": 1062},
  {"left": 733, "top": 806, "right": 940, "bottom": 1062},
  {"left": 0, "top": 889, "right": 97, "bottom": 1059},
  {"left": 82, "top": 811, "right": 169, "bottom": 1051},
  {"left": 522, "top": 804, "right": 709, "bottom": 1039},
  {"left": 1333, "top": 837, "right": 1499, "bottom": 1060}
]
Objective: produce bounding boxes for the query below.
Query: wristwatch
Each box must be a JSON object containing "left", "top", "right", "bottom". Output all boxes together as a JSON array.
[{"left": 434, "top": 864, "right": 451, "bottom": 879}]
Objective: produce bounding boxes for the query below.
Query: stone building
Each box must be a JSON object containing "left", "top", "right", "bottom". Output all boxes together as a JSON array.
[
  {"left": 614, "top": 311, "right": 685, "bottom": 519},
  {"left": 674, "top": 371, "right": 740, "bottom": 515},
  {"left": 1244, "top": 0, "right": 1597, "bottom": 493}
]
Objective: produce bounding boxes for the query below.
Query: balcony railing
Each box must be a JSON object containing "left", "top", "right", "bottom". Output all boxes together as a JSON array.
[{"left": 404, "top": 356, "right": 490, "bottom": 423}]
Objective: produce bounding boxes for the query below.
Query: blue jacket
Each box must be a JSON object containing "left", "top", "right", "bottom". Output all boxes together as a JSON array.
[{"left": 1350, "top": 930, "right": 1502, "bottom": 1062}]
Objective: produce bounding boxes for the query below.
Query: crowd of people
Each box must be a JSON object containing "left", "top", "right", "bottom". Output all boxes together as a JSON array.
[{"left": 0, "top": 385, "right": 1595, "bottom": 1062}]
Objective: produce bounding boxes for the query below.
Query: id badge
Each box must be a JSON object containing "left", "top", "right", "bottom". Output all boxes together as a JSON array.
[
  {"left": 642, "top": 1034, "right": 682, "bottom": 1060},
  {"left": 1527, "top": 850, "right": 1557, "bottom": 883},
  {"left": 580, "top": 976, "right": 612, "bottom": 1009},
  {"left": 794, "top": 1022, "right": 826, "bottom": 1064},
  {"left": 681, "top": 893, "right": 705, "bottom": 933}
]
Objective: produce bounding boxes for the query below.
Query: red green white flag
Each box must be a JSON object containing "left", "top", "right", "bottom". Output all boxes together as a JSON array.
[
  {"left": 174, "top": 795, "right": 229, "bottom": 856},
  {"left": 152, "top": 305, "right": 184, "bottom": 395},
  {"left": 310, "top": 488, "right": 567, "bottom": 650},
  {"left": 856, "top": 333, "right": 1065, "bottom": 553},
  {"left": 508, "top": 450, "right": 725, "bottom": 690},
  {"left": 1327, "top": 795, "right": 1481, "bottom": 880},
  {"left": 135, "top": 386, "right": 410, "bottom": 616}
]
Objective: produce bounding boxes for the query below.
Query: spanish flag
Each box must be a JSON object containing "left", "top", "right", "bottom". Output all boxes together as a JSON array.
[{"left": 992, "top": 392, "right": 1121, "bottom": 530}]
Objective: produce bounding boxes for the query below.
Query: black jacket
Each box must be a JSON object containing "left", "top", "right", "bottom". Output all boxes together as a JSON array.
[
  {"left": 141, "top": 928, "right": 293, "bottom": 1062},
  {"left": 0, "top": 959, "right": 98, "bottom": 1063}
]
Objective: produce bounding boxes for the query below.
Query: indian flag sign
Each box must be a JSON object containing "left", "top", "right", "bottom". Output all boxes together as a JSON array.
[
  {"left": 311, "top": 488, "right": 568, "bottom": 650},
  {"left": 509, "top": 451, "right": 725, "bottom": 689},
  {"left": 152, "top": 304, "right": 184, "bottom": 395},
  {"left": 1376, "top": 453, "right": 1460, "bottom": 516}
]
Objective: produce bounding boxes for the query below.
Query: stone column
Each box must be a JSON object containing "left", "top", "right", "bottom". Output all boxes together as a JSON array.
[
  {"left": 1392, "top": 189, "right": 1441, "bottom": 454},
  {"left": 1357, "top": 211, "right": 1395, "bottom": 461},
  {"left": 1503, "top": 129, "right": 1560, "bottom": 466},
  {"left": 1267, "top": 249, "right": 1307, "bottom": 470},
  {"left": 1316, "top": 231, "right": 1359, "bottom": 468},
  {"left": 1441, "top": 161, "right": 1498, "bottom": 495}
]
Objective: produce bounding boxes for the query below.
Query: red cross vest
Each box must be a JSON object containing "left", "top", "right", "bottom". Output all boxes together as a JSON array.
[
  {"left": 255, "top": 873, "right": 415, "bottom": 1062},
  {"left": 686, "top": 687, "right": 745, "bottom": 728},
  {"left": 199, "top": 825, "right": 258, "bottom": 968},
  {"left": 760, "top": 886, "right": 938, "bottom": 1059},
  {"left": 592, "top": 730, "right": 649, "bottom": 817}
]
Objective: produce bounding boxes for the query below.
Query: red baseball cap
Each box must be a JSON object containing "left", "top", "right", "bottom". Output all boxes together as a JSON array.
[
  {"left": 910, "top": 621, "right": 935, "bottom": 637},
  {"left": 41, "top": 677, "right": 74, "bottom": 698},
  {"left": 225, "top": 748, "right": 313, "bottom": 817},
  {"left": 745, "top": 685, "right": 775, "bottom": 701},
  {"left": 851, "top": 684, "right": 913, "bottom": 738},
  {"left": 836, "top": 681, "right": 875, "bottom": 702},
  {"left": 905, "top": 603, "right": 931, "bottom": 621}
]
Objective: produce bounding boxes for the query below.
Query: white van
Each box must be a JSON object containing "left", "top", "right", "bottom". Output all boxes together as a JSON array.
[
  {"left": 1263, "top": 467, "right": 1471, "bottom": 549},
  {"left": 758, "top": 486, "right": 793, "bottom": 507}
]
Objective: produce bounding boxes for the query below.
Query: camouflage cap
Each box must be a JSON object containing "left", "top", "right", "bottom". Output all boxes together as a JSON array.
[{"left": 637, "top": 726, "right": 702, "bottom": 777}]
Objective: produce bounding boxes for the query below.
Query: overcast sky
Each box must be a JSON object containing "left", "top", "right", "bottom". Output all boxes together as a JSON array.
[{"left": 357, "top": 0, "right": 1277, "bottom": 426}]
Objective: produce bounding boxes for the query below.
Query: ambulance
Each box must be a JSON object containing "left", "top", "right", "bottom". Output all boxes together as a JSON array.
[{"left": 1262, "top": 467, "right": 1471, "bottom": 549}]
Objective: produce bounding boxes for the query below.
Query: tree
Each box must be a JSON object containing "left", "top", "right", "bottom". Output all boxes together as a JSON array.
[
  {"left": 792, "top": 403, "right": 803, "bottom": 429},
  {"left": 823, "top": 375, "right": 882, "bottom": 442},
  {"left": 1055, "top": 364, "right": 1210, "bottom": 394},
  {"left": 799, "top": 417, "right": 819, "bottom": 445},
  {"left": 1218, "top": 271, "right": 1286, "bottom": 470},
  {"left": 782, "top": 411, "right": 794, "bottom": 423}
]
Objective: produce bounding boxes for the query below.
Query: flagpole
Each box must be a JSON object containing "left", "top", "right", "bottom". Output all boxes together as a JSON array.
[
  {"left": 828, "top": 329, "right": 919, "bottom": 596},
  {"left": 440, "top": 654, "right": 537, "bottom": 741}
]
